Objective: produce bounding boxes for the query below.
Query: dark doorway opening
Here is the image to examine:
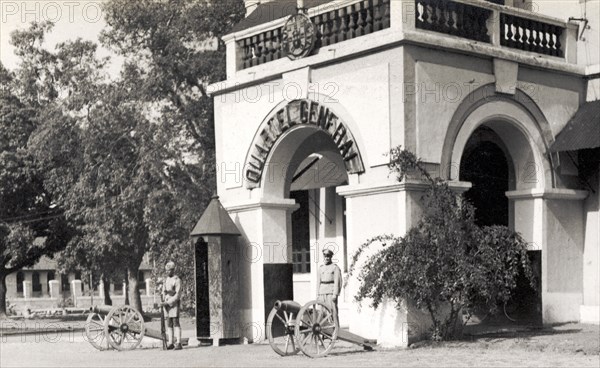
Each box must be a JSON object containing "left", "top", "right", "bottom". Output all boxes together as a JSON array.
[
  {"left": 460, "top": 139, "right": 509, "bottom": 227},
  {"left": 460, "top": 129, "right": 541, "bottom": 324},
  {"left": 195, "top": 238, "right": 210, "bottom": 338},
  {"left": 290, "top": 190, "right": 311, "bottom": 274}
]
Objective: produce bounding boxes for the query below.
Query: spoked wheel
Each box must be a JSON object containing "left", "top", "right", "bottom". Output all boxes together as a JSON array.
[
  {"left": 104, "top": 305, "right": 145, "bottom": 351},
  {"left": 294, "top": 300, "right": 339, "bottom": 358},
  {"left": 267, "top": 306, "right": 300, "bottom": 356},
  {"left": 85, "top": 312, "right": 109, "bottom": 350}
]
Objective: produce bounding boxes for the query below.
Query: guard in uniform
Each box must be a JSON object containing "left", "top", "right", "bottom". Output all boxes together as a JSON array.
[
  {"left": 161, "top": 261, "right": 182, "bottom": 350},
  {"left": 316, "top": 249, "right": 343, "bottom": 327}
]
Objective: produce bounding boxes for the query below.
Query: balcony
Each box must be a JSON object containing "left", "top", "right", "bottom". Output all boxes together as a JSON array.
[{"left": 219, "top": 0, "right": 579, "bottom": 86}]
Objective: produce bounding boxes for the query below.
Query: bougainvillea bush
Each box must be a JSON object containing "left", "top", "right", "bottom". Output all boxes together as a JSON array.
[{"left": 347, "top": 147, "right": 534, "bottom": 341}]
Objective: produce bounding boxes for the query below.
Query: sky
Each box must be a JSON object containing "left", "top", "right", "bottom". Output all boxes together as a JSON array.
[{"left": 0, "top": 0, "right": 122, "bottom": 75}]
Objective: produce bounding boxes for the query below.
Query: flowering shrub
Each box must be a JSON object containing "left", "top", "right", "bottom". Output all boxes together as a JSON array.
[{"left": 347, "top": 148, "right": 534, "bottom": 340}]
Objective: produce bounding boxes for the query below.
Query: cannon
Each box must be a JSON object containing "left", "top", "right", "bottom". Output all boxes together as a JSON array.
[
  {"left": 85, "top": 305, "right": 160, "bottom": 351},
  {"left": 266, "top": 300, "right": 376, "bottom": 358}
]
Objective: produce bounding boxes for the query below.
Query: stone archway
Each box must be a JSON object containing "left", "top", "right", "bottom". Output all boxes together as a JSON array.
[
  {"left": 459, "top": 126, "right": 542, "bottom": 322},
  {"left": 443, "top": 85, "right": 586, "bottom": 323},
  {"left": 231, "top": 98, "right": 366, "bottom": 339},
  {"left": 441, "top": 84, "right": 556, "bottom": 188},
  {"left": 243, "top": 98, "right": 365, "bottom": 194}
]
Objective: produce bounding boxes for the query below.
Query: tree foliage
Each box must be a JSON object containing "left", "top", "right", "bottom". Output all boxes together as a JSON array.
[
  {"left": 348, "top": 147, "right": 535, "bottom": 341},
  {"left": 96, "top": 0, "right": 245, "bottom": 311},
  {"left": 2, "top": 1, "right": 245, "bottom": 316},
  {"left": 0, "top": 46, "right": 74, "bottom": 318}
]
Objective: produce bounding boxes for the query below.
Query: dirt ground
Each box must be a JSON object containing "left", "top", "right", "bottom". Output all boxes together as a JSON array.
[{"left": 1, "top": 316, "right": 598, "bottom": 367}]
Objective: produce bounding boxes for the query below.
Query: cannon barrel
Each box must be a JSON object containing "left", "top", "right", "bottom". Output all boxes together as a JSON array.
[
  {"left": 273, "top": 300, "right": 302, "bottom": 316},
  {"left": 90, "top": 305, "right": 114, "bottom": 315}
]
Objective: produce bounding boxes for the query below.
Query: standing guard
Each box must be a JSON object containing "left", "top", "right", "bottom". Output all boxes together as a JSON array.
[
  {"left": 316, "top": 248, "right": 343, "bottom": 326},
  {"left": 161, "top": 261, "right": 182, "bottom": 350}
]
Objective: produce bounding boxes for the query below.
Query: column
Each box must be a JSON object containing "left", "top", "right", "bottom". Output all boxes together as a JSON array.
[
  {"left": 48, "top": 280, "right": 60, "bottom": 299},
  {"left": 71, "top": 280, "right": 82, "bottom": 307},
  {"left": 40, "top": 272, "right": 48, "bottom": 297},
  {"left": 224, "top": 198, "right": 299, "bottom": 343},
  {"left": 507, "top": 188, "right": 588, "bottom": 323},
  {"left": 145, "top": 279, "right": 152, "bottom": 297},
  {"left": 23, "top": 281, "right": 32, "bottom": 299},
  {"left": 336, "top": 180, "right": 471, "bottom": 347},
  {"left": 98, "top": 280, "right": 105, "bottom": 299}
]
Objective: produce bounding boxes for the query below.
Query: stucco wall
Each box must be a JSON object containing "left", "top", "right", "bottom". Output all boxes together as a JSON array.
[
  {"left": 543, "top": 198, "right": 585, "bottom": 322},
  {"left": 582, "top": 167, "right": 599, "bottom": 323},
  {"left": 406, "top": 46, "right": 584, "bottom": 165}
]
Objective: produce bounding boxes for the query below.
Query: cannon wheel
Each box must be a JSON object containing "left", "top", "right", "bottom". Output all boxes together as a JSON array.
[
  {"left": 266, "top": 306, "right": 300, "bottom": 356},
  {"left": 104, "top": 305, "right": 145, "bottom": 351},
  {"left": 294, "top": 300, "right": 339, "bottom": 358},
  {"left": 85, "top": 311, "right": 110, "bottom": 350}
]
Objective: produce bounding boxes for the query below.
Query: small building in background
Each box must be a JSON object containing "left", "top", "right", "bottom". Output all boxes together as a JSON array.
[{"left": 5, "top": 241, "right": 155, "bottom": 312}]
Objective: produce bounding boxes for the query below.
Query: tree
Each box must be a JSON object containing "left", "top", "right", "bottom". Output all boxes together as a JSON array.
[
  {"left": 348, "top": 147, "right": 535, "bottom": 341},
  {"left": 0, "top": 60, "right": 73, "bottom": 318},
  {"left": 97, "top": 0, "right": 245, "bottom": 311}
]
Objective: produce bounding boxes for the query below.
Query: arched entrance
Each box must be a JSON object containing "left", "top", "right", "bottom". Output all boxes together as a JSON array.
[
  {"left": 237, "top": 99, "right": 365, "bottom": 335},
  {"left": 459, "top": 125, "right": 541, "bottom": 322}
]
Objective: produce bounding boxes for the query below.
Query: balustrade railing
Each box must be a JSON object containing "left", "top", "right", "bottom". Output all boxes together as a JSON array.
[
  {"left": 234, "top": 0, "right": 570, "bottom": 72},
  {"left": 415, "top": 0, "right": 492, "bottom": 43},
  {"left": 500, "top": 13, "right": 563, "bottom": 57},
  {"left": 238, "top": 0, "right": 391, "bottom": 70}
]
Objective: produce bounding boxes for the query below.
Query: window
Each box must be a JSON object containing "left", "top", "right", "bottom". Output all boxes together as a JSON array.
[
  {"left": 291, "top": 190, "right": 311, "bottom": 274},
  {"left": 61, "top": 274, "right": 69, "bottom": 292},
  {"left": 16, "top": 272, "right": 24, "bottom": 293},
  {"left": 32, "top": 272, "right": 41, "bottom": 292},
  {"left": 138, "top": 271, "right": 146, "bottom": 290}
]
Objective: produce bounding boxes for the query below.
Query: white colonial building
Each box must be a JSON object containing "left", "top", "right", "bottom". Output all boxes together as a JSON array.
[{"left": 208, "top": 0, "right": 599, "bottom": 346}]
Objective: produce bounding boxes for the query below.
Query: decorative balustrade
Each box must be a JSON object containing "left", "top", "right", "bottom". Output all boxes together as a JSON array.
[
  {"left": 415, "top": 0, "right": 492, "bottom": 43},
  {"left": 238, "top": 0, "right": 391, "bottom": 70},
  {"left": 233, "top": 0, "right": 571, "bottom": 72},
  {"left": 500, "top": 13, "right": 563, "bottom": 57}
]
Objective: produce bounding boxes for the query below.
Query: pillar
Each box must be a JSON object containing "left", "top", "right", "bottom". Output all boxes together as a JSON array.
[
  {"left": 23, "top": 281, "right": 32, "bottom": 299},
  {"left": 98, "top": 280, "right": 105, "bottom": 299},
  {"left": 145, "top": 278, "right": 152, "bottom": 297},
  {"left": 337, "top": 179, "right": 471, "bottom": 347},
  {"left": 40, "top": 272, "right": 48, "bottom": 296},
  {"left": 507, "top": 188, "right": 588, "bottom": 323},
  {"left": 49, "top": 280, "right": 60, "bottom": 299},
  {"left": 224, "top": 198, "right": 299, "bottom": 342},
  {"left": 71, "top": 280, "right": 82, "bottom": 307}
]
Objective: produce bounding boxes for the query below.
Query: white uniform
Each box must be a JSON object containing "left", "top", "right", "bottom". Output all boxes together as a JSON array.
[
  {"left": 162, "top": 275, "right": 181, "bottom": 318},
  {"left": 317, "top": 263, "right": 342, "bottom": 326}
]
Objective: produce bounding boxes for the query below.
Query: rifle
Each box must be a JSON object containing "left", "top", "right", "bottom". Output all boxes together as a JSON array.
[{"left": 155, "top": 280, "right": 167, "bottom": 350}]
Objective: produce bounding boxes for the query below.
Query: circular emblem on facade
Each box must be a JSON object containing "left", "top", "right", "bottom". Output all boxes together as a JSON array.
[{"left": 282, "top": 13, "right": 316, "bottom": 60}]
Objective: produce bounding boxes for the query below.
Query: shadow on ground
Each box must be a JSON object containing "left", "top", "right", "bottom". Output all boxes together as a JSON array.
[{"left": 411, "top": 322, "right": 599, "bottom": 356}]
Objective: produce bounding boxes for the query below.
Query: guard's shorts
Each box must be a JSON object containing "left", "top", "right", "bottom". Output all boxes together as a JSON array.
[{"left": 166, "top": 317, "right": 180, "bottom": 328}]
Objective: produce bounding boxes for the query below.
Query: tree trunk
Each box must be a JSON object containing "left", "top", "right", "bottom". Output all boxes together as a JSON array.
[
  {"left": 102, "top": 275, "right": 112, "bottom": 306},
  {"left": 124, "top": 269, "right": 129, "bottom": 305},
  {"left": 127, "top": 266, "right": 143, "bottom": 315},
  {"left": 0, "top": 272, "right": 7, "bottom": 319}
]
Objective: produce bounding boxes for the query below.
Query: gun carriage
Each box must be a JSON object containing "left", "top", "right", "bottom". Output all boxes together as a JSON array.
[
  {"left": 267, "top": 300, "right": 376, "bottom": 358},
  {"left": 85, "top": 305, "right": 163, "bottom": 351}
]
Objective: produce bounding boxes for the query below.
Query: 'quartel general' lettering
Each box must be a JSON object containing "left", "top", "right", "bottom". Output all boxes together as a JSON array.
[{"left": 245, "top": 99, "right": 365, "bottom": 188}]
